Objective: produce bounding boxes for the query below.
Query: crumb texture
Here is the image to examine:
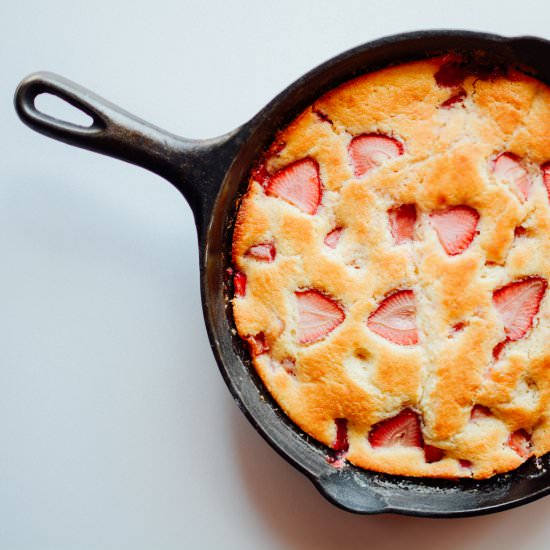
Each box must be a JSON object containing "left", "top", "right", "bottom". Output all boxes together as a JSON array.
[{"left": 231, "top": 56, "right": 550, "bottom": 479}]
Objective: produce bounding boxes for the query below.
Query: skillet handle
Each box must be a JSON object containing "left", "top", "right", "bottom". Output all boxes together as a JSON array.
[
  {"left": 14, "top": 71, "right": 242, "bottom": 230},
  {"left": 14, "top": 72, "right": 191, "bottom": 184}
]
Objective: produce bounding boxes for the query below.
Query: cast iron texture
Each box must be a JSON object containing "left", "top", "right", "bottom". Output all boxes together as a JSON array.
[{"left": 14, "top": 30, "right": 550, "bottom": 517}]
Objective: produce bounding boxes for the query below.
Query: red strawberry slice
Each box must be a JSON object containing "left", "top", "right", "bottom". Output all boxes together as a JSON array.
[
  {"left": 324, "top": 227, "right": 344, "bottom": 248},
  {"left": 492, "top": 340, "right": 508, "bottom": 360},
  {"left": 514, "top": 226, "right": 528, "bottom": 239},
  {"left": 440, "top": 88, "right": 467, "bottom": 109},
  {"left": 295, "top": 290, "right": 345, "bottom": 344},
  {"left": 367, "top": 290, "right": 419, "bottom": 345},
  {"left": 543, "top": 162, "right": 550, "bottom": 199},
  {"left": 508, "top": 429, "right": 532, "bottom": 459},
  {"left": 492, "top": 153, "right": 531, "bottom": 200},
  {"left": 452, "top": 321, "right": 466, "bottom": 333},
  {"left": 234, "top": 271, "right": 247, "bottom": 297},
  {"left": 332, "top": 418, "right": 349, "bottom": 453},
  {"left": 459, "top": 459, "right": 472, "bottom": 469},
  {"left": 471, "top": 405, "right": 492, "bottom": 420},
  {"left": 430, "top": 205, "right": 479, "bottom": 256},
  {"left": 493, "top": 277, "right": 547, "bottom": 341},
  {"left": 266, "top": 158, "right": 321, "bottom": 214},
  {"left": 424, "top": 445, "right": 445, "bottom": 463},
  {"left": 246, "top": 242, "right": 276, "bottom": 262},
  {"left": 389, "top": 204, "right": 417, "bottom": 244},
  {"left": 369, "top": 409, "right": 423, "bottom": 448},
  {"left": 251, "top": 162, "right": 270, "bottom": 187},
  {"left": 349, "top": 134, "right": 404, "bottom": 177},
  {"left": 245, "top": 332, "right": 269, "bottom": 356}
]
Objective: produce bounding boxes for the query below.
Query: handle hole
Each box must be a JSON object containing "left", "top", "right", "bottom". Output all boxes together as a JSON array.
[{"left": 35, "top": 93, "right": 94, "bottom": 128}]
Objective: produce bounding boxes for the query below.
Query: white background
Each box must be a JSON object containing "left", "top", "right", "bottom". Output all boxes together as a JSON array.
[{"left": 1, "top": 1, "right": 549, "bottom": 549}]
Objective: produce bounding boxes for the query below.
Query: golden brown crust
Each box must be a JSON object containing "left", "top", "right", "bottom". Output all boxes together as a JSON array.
[{"left": 231, "top": 56, "right": 550, "bottom": 479}]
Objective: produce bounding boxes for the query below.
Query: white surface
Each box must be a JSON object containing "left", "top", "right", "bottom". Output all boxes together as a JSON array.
[{"left": 1, "top": 1, "right": 549, "bottom": 549}]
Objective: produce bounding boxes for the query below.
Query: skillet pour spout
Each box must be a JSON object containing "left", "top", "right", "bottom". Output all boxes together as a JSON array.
[{"left": 14, "top": 30, "right": 550, "bottom": 516}]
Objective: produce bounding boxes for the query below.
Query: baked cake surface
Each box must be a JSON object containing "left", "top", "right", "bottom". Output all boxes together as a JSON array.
[{"left": 231, "top": 55, "right": 550, "bottom": 479}]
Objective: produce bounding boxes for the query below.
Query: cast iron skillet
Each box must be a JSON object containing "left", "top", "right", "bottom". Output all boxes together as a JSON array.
[{"left": 14, "top": 30, "right": 550, "bottom": 517}]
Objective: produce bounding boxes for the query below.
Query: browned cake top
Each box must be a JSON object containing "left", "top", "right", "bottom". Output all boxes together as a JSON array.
[{"left": 231, "top": 55, "right": 550, "bottom": 479}]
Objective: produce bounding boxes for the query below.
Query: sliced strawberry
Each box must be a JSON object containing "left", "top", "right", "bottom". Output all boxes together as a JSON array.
[
  {"left": 492, "top": 340, "right": 508, "bottom": 360},
  {"left": 245, "top": 332, "right": 269, "bottom": 356},
  {"left": 367, "top": 290, "right": 419, "bottom": 345},
  {"left": 251, "top": 162, "right": 270, "bottom": 187},
  {"left": 459, "top": 459, "right": 472, "bottom": 469},
  {"left": 349, "top": 134, "right": 404, "bottom": 177},
  {"left": 246, "top": 242, "right": 276, "bottom": 262},
  {"left": 234, "top": 271, "right": 247, "bottom": 297},
  {"left": 430, "top": 205, "right": 479, "bottom": 256},
  {"left": 326, "top": 455, "right": 345, "bottom": 467},
  {"left": 514, "top": 226, "right": 527, "bottom": 239},
  {"left": 388, "top": 204, "right": 416, "bottom": 244},
  {"left": 250, "top": 142, "right": 286, "bottom": 186},
  {"left": 424, "top": 445, "right": 445, "bottom": 463},
  {"left": 324, "top": 227, "right": 343, "bottom": 249},
  {"left": 508, "top": 429, "right": 532, "bottom": 459},
  {"left": 295, "top": 290, "right": 345, "bottom": 344},
  {"left": 440, "top": 88, "right": 467, "bottom": 109},
  {"left": 266, "top": 158, "right": 321, "bottom": 214},
  {"left": 333, "top": 418, "right": 349, "bottom": 453},
  {"left": 452, "top": 321, "right": 466, "bottom": 333},
  {"left": 492, "top": 153, "right": 531, "bottom": 200},
  {"left": 369, "top": 409, "right": 423, "bottom": 448},
  {"left": 471, "top": 405, "right": 492, "bottom": 420},
  {"left": 493, "top": 277, "right": 547, "bottom": 341},
  {"left": 543, "top": 163, "right": 550, "bottom": 200}
]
